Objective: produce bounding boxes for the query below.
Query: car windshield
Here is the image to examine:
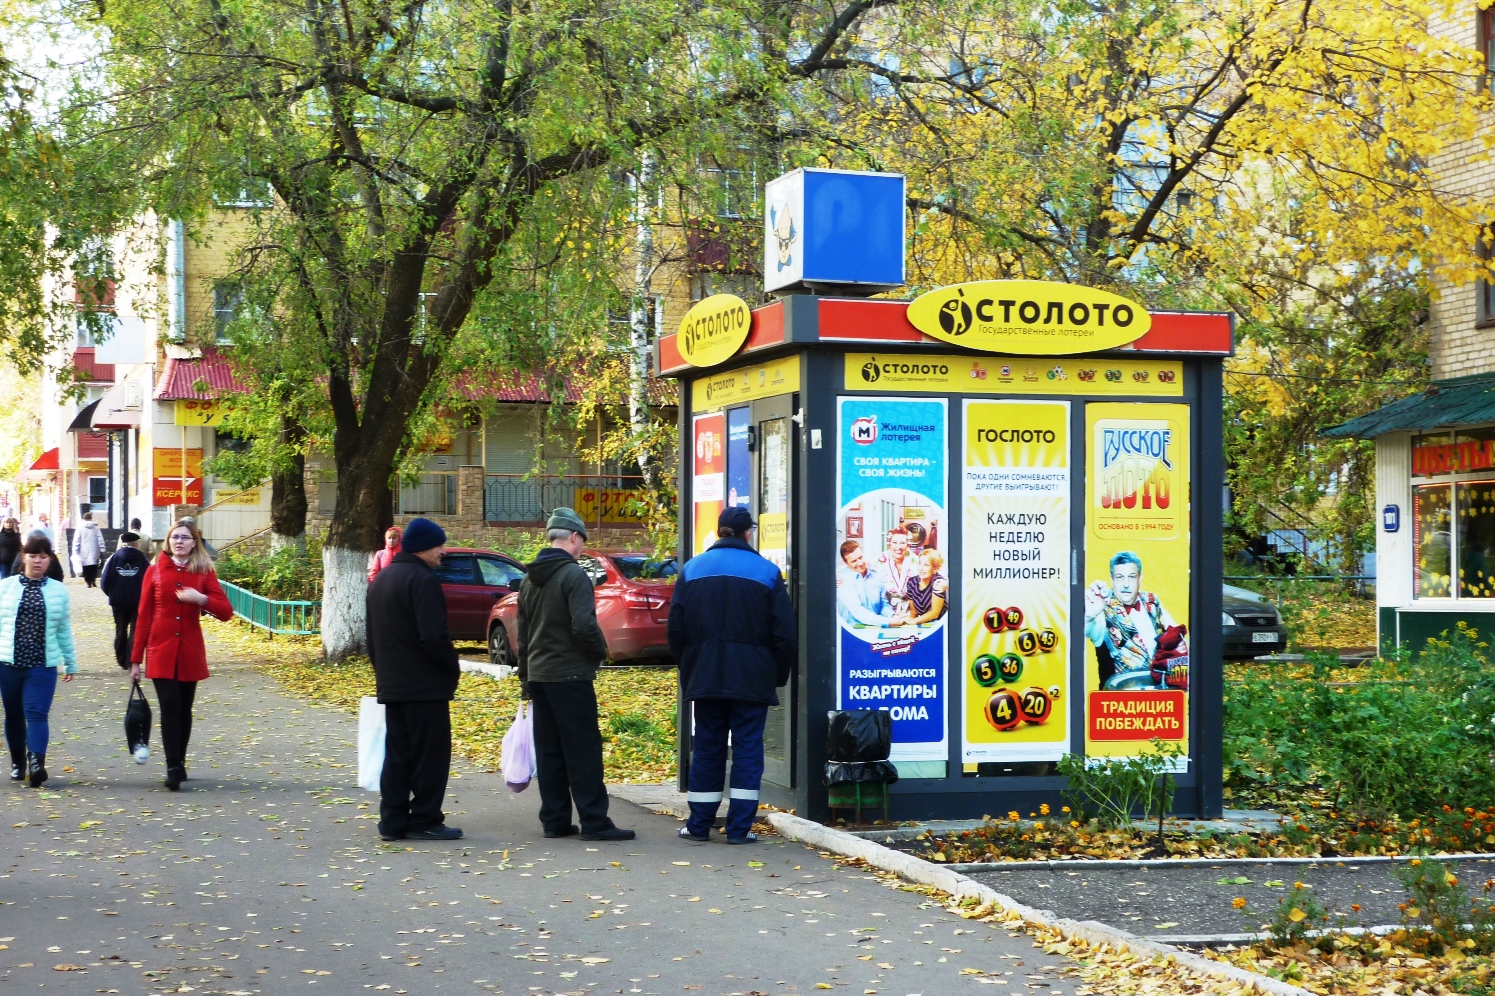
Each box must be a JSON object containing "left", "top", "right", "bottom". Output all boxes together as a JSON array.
[{"left": 611, "top": 555, "right": 678, "bottom": 580}]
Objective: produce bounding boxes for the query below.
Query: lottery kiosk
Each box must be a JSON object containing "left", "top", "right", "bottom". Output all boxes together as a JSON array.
[{"left": 661, "top": 169, "right": 1232, "bottom": 822}]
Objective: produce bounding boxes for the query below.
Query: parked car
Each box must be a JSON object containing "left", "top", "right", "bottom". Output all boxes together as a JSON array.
[
  {"left": 430, "top": 547, "right": 528, "bottom": 642},
  {"left": 1222, "top": 583, "right": 1290, "bottom": 659},
  {"left": 487, "top": 551, "right": 677, "bottom": 667}
]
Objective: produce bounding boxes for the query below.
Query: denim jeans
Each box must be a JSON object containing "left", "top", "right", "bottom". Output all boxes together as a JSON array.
[{"left": 0, "top": 664, "right": 58, "bottom": 759}]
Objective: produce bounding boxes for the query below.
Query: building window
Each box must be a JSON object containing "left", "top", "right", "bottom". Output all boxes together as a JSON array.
[
  {"left": 1479, "top": 227, "right": 1495, "bottom": 327},
  {"left": 1411, "top": 427, "right": 1495, "bottom": 598},
  {"left": 690, "top": 272, "right": 759, "bottom": 302},
  {"left": 1481, "top": 6, "right": 1495, "bottom": 92},
  {"left": 86, "top": 476, "right": 108, "bottom": 509},
  {"left": 213, "top": 282, "right": 243, "bottom": 341}
]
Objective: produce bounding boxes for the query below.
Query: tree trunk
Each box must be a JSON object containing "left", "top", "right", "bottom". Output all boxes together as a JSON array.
[
  {"left": 319, "top": 439, "right": 400, "bottom": 660},
  {"left": 628, "top": 152, "right": 659, "bottom": 490},
  {"left": 269, "top": 418, "right": 307, "bottom": 553}
]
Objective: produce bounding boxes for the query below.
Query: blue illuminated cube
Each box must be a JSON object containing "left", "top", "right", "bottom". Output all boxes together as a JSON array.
[{"left": 763, "top": 169, "right": 905, "bottom": 294}]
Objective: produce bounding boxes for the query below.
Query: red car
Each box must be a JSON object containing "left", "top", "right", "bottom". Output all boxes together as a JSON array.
[
  {"left": 429, "top": 547, "right": 529, "bottom": 642},
  {"left": 487, "top": 551, "right": 677, "bottom": 667}
]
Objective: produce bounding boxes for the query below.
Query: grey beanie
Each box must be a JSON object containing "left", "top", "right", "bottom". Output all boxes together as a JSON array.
[{"left": 547, "top": 506, "right": 587, "bottom": 540}]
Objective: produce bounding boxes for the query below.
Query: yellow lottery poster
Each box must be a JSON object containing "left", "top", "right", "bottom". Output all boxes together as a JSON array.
[
  {"left": 962, "top": 400, "right": 1071, "bottom": 765},
  {"left": 1083, "top": 403, "right": 1191, "bottom": 761}
]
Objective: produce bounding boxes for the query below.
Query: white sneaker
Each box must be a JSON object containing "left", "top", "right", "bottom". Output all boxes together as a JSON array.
[{"left": 133, "top": 744, "right": 150, "bottom": 764}]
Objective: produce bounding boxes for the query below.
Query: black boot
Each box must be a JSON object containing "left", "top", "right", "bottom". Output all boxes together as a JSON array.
[
  {"left": 9, "top": 752, "right": 23, "bottom": 781},
  {"left": 164, "top": 765, "right": 183, "bottom": 791},
  {"left": 27, "top": 752, "right": 46, "bottom": 788}
]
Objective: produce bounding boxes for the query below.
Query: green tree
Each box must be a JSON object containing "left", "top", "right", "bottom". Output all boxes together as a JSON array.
[{"left": 45, "top": 0, "right": 888, "bottom": 657}]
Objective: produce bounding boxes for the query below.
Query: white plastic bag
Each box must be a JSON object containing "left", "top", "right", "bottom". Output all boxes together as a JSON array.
[
  {"left": 357, "top": 697, "right": 386, "bottom": 792},
  {"left": 501, "top": 702, "right": 536, "bottom": 792}
]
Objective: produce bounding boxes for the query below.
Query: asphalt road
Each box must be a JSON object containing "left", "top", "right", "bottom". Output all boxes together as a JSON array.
[{"left": 0, "top": 580, "right": 1081, "bottom": 994}]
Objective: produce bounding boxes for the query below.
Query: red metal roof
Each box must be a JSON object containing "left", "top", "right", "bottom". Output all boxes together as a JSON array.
[
  {"left": 457, "top": 373, "right": 677, "bottom": 407},
  {"left": 28, "top": 448, "right": 58, "bottom": 472},
  {"left": 154, "top": 347, "right": 245, "bottom": 400}
]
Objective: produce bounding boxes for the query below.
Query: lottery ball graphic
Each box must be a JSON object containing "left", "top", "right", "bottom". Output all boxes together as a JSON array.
[
  {"left": 1048, "top": 684, "right": 1062, "bottom": 699},
  {"left": 1019, "top": 686, "right": 1053, "bottom": 725},
  {"left": 983, "top": 606, "right": 1006, "bottom": 633},
  {"left": 998, "top": 654, "right": 1024, "bottom": 683},
  {"left": 1016, "top": 629, "right": 1040, "bottom": 656},
  {"left": 985, "top": 689, "right": 1023, "bottom": 732},
  {"left": 971, "top": 654, "right": 1002, "bottom": 688},
  {"left": 1004, "top": 606, "right": 1024, "bottom": 628},
  {"left": 1037, "top": 628, "right": 1058, "bottom": 652}
]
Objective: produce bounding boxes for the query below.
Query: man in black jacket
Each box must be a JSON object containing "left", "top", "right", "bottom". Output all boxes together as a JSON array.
[
  {"left": 366, "top": 517, "right": 463, "bottom": 842},
  {"left": 667, "top": 507, "right": 796, "bottom": 844},
  {"left": 100, "top": 532, "right": 150, "bottom": 669},
  {"left": 517, "top": 507, "right": 634, "bottom": 842}
]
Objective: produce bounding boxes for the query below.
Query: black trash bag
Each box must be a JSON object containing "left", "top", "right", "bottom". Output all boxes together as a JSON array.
[
  {"left": 125, "top": 681, "right": 152, "bottom": 757},
  {"left": 824, "top": 760, "right": 899, "bottom": 786},
  {"left": 826, "top": 709, "right": 892, "bottom": 762}
]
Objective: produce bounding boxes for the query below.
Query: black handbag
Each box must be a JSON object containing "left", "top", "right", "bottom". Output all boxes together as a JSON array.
[{"left": 125, "top": 681, "right": 152, "bottom": 756}]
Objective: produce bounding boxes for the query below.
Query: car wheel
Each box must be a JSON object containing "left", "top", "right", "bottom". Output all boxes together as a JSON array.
[{"left": 488, "top": 623, "right": 514, "bottom": 669}]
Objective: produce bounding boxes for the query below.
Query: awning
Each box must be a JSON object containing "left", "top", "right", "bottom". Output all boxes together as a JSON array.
[
  {"left": 67, "top": 399, "right": 100, "bottom": 431},
  {"left": 27, "top": 448, "right": 58, "bottom": 472},
  {"left": 154, "top": 347, "right": 244, "bottom": 400},
  {"left": 1322, "top": 373, "right": 1495, "bottom": 439},
  {"left": 93, "top": 379, "right": 142, "bottom": 429}
]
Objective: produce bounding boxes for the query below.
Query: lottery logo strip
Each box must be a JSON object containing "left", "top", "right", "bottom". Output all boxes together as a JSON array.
[
  {"left": 960, "top": 400, "right": 1072, "bottom": 765},
  {"left": 835, "top": 397, "right": 950, "bottom": 775},
  {"left": 1083, "top": 402, "right": 1192, "bottom": 765}
]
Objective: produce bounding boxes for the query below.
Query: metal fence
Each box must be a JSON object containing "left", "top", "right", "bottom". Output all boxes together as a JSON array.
[
  {"left": 484, "top": 474, "right": 646, "bottom": 524},
  {"left": 221, "top": 580, "right": 321, "bottom": 637}
]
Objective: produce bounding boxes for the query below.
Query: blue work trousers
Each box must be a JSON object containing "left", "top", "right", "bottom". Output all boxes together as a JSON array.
[
  {"left": 687, "top": 699, "right": 768, "bottom": 839},
  {"left": 0, "top": 664, "right": 57, "bottom": 759}
]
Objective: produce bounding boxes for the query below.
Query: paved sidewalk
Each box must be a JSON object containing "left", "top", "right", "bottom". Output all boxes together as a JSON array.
[{"left": 0, "top": 581, "right": 1082, "bottom": 994}]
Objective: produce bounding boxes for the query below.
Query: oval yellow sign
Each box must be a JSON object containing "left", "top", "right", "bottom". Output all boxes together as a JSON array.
[
  {"left": 678, "top": 293, "right": 753, "bottom": 367},
  {"left": 906, "top": 281, "right": 1151, "bottom": 355}
]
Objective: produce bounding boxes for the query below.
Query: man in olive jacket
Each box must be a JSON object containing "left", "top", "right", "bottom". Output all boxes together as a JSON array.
[
  {"left": 517, "top": 508, "right": 634, "bottom": 841},
  {"left": 366, "top": 517, "right": 463, "bottom": 842}
]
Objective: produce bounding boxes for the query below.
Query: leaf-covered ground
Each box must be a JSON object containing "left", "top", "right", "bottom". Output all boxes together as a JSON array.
[{"left": 209, "top": 619, "right": 679, "bottom": 783}]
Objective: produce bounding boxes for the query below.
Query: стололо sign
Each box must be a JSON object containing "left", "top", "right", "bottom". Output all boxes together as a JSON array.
[
  {"left": 906, "top": 280, "right": 1152, "bottom": 355},
  {"left": 678, "top": 293, "right": 752, "bottom": 367}
]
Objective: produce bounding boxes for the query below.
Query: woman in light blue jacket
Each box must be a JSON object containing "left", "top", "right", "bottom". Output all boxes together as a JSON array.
[{"left": 0, "top": 533, "right": 77, "bottom": 786}]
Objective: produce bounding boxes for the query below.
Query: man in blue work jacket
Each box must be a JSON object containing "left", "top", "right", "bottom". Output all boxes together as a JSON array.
[{"left": 668, "top": 506, "right": 797, "bottom": 843}]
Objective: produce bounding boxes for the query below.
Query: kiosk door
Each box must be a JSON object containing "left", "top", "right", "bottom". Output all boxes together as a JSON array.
[{"left": 754, "top": 394, "right": 796, "bottom": 788}]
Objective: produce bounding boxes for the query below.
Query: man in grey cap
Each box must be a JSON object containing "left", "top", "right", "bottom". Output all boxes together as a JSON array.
[{"left": 516, "top": 508, "right": 634, "bottom": 841}]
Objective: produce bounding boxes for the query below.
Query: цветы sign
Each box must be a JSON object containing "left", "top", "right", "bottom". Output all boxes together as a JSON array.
[{"left": 906, "top": 280, "right": 1152, "bottom": 355}]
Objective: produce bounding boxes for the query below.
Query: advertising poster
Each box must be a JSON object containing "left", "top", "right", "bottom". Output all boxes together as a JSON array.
[
  {"left": 691, "top": 412, "right": 725, "bottom": 556},
  {"left": 1083, "top": 403, "right": 1191, "bottom": 761},
  {"left": 961, "top": 400, "right": 1071, "bottom": 765},
  {"left": 726, "top": 408, "right": 752, "bottom": 511},
  {"left": 152, "top": 448, "right": 204, "bottom": 506},
  {"left": 836, "top": 397, "right": 948, "bottom": 772}
]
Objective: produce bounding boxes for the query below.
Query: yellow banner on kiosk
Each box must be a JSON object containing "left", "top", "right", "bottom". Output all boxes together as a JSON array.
[
  {"left": 844, "top": 354, "right": 1182, "bottom": 396},
  {"left": 691, "top": 358, "right": 800, "bottom": 412},
  {"left": 961, "top": 400, "right": 1072, "bottom": 765},
  {"left": 1083, "top": 403, "right": 1191, "bottom": 761}
]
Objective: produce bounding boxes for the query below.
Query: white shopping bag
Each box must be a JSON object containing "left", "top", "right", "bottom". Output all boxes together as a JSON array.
[
  {"left": 357, "top": 697, "right": 386, "bottom": 792},
  {"left": 501, "top": 702, "right": 537, "bottom": 792}
]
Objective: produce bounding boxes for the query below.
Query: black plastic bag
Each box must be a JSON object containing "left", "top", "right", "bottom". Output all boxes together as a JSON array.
[
  {"left": 125, "top": 681, "right": 152, "bottom": 757},
  {"left": 826, "top": 709, "right": 892, "bottom": 762},
  {"left": 824, "top": 760, "right": 899, "bottom": 786}
]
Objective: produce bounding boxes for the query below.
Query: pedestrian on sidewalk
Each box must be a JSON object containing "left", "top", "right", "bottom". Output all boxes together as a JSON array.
[
  {"left": 130, "top": 517, "right": 233, "bottom": 791},
  {"left": 12, "top": 531, "right": 64, "bottom": 581},
  {"left": 368, "top": 525, "right": 402, "bottom": 582},
  {"left": 101, "top": 532, "right": 150, "bottom": 670},
  {"left": 0, "top": 533, "right": 78, "bottom": 787},
  {"left": 130, "top": 517, "right": 155, "bottom": 559},
  {"left": 668, "top": 507, "right": 796, "bottom": 844},
  {"left": 366, "top": 517, "right": 464, "bottom": 842},
  {"left": 517, "top": 508, "right": 634, "bottom": 842},
  {"left": 0, "top": 518, "right": 21, "bottom": 579},
  {"left": 73, "top": 512, "right": 106, "bottom": 587},
  {"left": 31, "top": 513, "right": 53, "bottom": 547}
]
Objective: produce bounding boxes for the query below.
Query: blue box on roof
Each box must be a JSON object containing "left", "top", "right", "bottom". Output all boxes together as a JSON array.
[{"left": 763, "top": 168, "right": 906, "bottom": 294}]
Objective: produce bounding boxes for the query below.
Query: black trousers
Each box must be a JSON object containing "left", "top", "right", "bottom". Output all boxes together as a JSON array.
[
  {"left": 530, "top": 680, "right": 612, "bottom": 834},
  {"left": 151, "top": 678, "right": 197, "bottom": 769},
  {"left": 81, "top": 563, "right": 100, "bottom": 587},
  {"left": 111, "top": 605, "right": 137, "bottom": 670},
  {"left": 379, "top": 701, "right": 452, "bottom": 835}
]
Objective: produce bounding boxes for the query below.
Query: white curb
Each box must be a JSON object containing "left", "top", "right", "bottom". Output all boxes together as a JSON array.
[
  {"left": 459, "top": 658, "right": 514, "bottom": 680},
  {"left": 767, "top": 811, "right": 1313, "bottom": 996}
]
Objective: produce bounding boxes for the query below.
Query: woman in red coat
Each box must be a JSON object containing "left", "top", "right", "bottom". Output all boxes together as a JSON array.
[{"left": 129, "top": 518, "right": 233, "bottom": 790}]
